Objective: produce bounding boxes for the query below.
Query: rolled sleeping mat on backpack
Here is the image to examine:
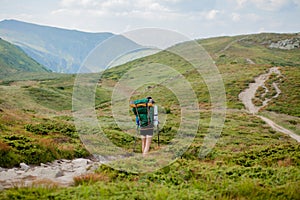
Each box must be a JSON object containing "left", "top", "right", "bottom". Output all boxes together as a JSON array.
[
  {"left": 130, "top": 102, "right": 154, "bottom": 108},
  {"left": 153, "top": 105, "right": 158, "bottom": 127},
  {"left": 130, "top": 98, "right": 154, "bottom": 108}
]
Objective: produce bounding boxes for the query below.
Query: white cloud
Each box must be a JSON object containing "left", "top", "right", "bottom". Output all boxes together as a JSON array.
[
  {"left": 59, "top": 0, "right": 171, "bottom": 12},
  {"left": 2, "top": 0, "right": 299, "bottom": 38},
  {"left": 205, "top": 9, "right": 219, "bottom": 20},
  {"left": 236, "top": 0, "right": 247, "bottom": 8},
  {"left": 233, "top": 0, "right": 293, "bottom": 11},
  {"left": 57, "top": 0, "right": 174, "bottom": 18},
  {"left": 60, "top": 0, "right": 100, "bottom": 8},
  {"left": 135, "top": 0, "right": 171, "bottom": 12},
  {"left": 252, "top": 0, "right": 290, "bottom": 11},
  {"left": 160, "top": 0, "right": 182, "bottom": 2}
]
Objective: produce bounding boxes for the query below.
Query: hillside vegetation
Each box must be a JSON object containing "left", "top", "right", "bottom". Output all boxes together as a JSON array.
[
  {"left": 0, "top": 20, "right": 142, "bottom": 73},
  {"left": 0, "top": 33, "right": 299, "bottom": 199},
  {"left": 0, "top": 38, "right": 49, "bottom": 76}
]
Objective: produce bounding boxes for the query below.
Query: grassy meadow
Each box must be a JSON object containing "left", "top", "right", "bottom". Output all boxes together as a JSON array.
[{"left": 0, "top": 33, "right": 299, "bottom": 199}]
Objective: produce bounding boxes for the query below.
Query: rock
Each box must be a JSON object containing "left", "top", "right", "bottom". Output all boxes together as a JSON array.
[
  {"left": 56, "top": 174, "right": 75, "bottom": 186},
  {"left": 72, "top": 158, "right": 89, "bottom": 167},
  {"left": 15, "top": 170, "right": 25, "bottom": 174},
  {"left": 269, "top": 38, "right": 300, "bottom": 50},
  {"left": 61, "top": 159, "right": 72, "bottom": 163},
  {"left": 86, "top": 163, "right": 100, "bottom": 172},
  {"left": 246, "top": 58, "right": 255, "bottom": 65},
  {"left": 40, "top": 163, "right": 48, "bottom": 167},
  {"left": 55, "top": 170, "right": 64, "bottom": 178},
  {"left": 29, "top": 168, "right": 61, "bottom": 179},
  {"left": 87, "top": 159, "right": 94, "bottom": 164},
  {"left": 93, "top": 154, "right": 112, "bottom": 163},
  {"left": 61, "top": 163, "right": 73, "bottom": 172},
  {"left": 0, "top": 170, "right": 18, "bottom": 181},
  {"left": 20, "top": 163, "right": 30, "bottom": 171},
  {"left": 0, "top": 158, "right": 102, "bottom": 190},
  {"left": 7, "top": 168, "right": 15, "bottom": 174},
  {"left": 73, "top": 167, "right": 87, "bottom": 176}
]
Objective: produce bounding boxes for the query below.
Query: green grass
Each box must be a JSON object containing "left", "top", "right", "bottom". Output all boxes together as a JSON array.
[
  {"left": 0, "top": 126, "right": 89, "bottom": 168},
  {"left": 0, "top": 32, "right": 299, "bottom": 199},
  {"left": 0, "top": 107, "right": 89, "bottom": 167},
  {"left": 262, "top": 66, "right": 300, "bottom": 117},
  {"left": 1, "top": 158, "right": 299, "bottom": 200},
  {"left": 3, "top": 106, "right": 298, "bottom": 199},
  {"left": 0, "top": 38, "right": 49, "bottom": 76},
  {"left": 261, "top": 111, "right": 300, "bottom": 135}
]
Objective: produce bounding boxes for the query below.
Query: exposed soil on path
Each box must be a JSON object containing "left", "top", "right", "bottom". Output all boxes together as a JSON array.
[{"left": 239, "top": 67, "right": 300, "bottom": 142}]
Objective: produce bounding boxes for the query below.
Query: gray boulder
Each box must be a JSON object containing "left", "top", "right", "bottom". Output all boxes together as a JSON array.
[
  {"left": 269, "top": 38, "right": 300, "bottom": 50},
  {"left": 20, "top": 163, "right": 30, "bottom": 171}
]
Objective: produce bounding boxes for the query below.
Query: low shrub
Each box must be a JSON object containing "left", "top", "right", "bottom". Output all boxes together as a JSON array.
[
  {"left": 25, "top": 121, "right": 78, "bottom": 138},
  {"left": 0, "top": 140, "right": 22, "bottom": 167}
]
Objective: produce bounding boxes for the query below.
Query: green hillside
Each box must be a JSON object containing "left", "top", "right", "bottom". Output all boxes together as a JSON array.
[
  {"left": 0, "top": 20, "right": 141, "bottom": 73},
  {"left": 199, "top": 33, "right": 300, "bottom": 115},
  {"left": 0, "top": 33, "right": 299, "bottom": 199},
  {"left": 0, "top": 38, "right": 49, "bottom": 76}
]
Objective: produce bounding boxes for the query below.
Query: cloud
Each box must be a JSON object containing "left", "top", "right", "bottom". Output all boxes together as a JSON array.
[
  {"left": 205, "top": 9, "right": 219, "bottom": 20},
  {"left": 60, "top": 0, "right": 100, "bottom": 8},
  {"left": 233, "top": 0, "right": 294, "bottom": 11},
  {"left": 235, "top": 0, "right": 247, "bottom": 8},
  {"left": 135, "top": 0, "right": 171, "bottom": 12},
  {"left": 251, "top": 0, "right": 290, "bottom": 11},
  {"left": 59, "top": 0, "right": 171, "bottom": 12},
  {"left": 55, "top": 1, "right": 225, "bottom": 24},
  {"left": 57, "top": 0, "right": 175, "bottom": 19},
  {"left": 2, "top": 0, "right": 299, "bottom": 39}
]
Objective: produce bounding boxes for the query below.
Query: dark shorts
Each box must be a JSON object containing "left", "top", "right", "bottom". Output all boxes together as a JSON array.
[{"left": 140, "top": 124, "right": 154, "bottom": 136}]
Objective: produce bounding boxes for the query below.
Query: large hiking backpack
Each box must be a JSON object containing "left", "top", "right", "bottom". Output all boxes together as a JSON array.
[
  {"left": 130, "top": 98, "right": 154, "bottom": 127},
  {"left": 130, "top": 98, "right": 159, "bottom": 145}
]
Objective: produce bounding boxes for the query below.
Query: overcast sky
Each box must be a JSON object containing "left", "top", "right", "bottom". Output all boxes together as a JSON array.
[{"left": 0, "top": 0, "right": 299, "bottom": 39}]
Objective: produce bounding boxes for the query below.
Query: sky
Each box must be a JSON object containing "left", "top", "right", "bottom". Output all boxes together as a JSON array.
[{"left": 0, "top": 0, "right": 300, "bottom": 39}]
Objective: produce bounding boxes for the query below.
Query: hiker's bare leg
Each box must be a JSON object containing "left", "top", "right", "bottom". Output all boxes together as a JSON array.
[
  {"left": 143, "top": 135, "right": 152, "bottom": 155},
  {"left": 141, "top": 136, "right": 146, "bottom": 153}
]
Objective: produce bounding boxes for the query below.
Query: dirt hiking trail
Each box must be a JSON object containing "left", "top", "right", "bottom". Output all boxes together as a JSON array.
[{"left": 239, "top": 67, "right": 300, "bottom": 142}]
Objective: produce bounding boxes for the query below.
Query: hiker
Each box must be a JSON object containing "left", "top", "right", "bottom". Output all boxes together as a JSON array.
[{"left": 131, "top": 96, "right": 156, "bottom": 155}]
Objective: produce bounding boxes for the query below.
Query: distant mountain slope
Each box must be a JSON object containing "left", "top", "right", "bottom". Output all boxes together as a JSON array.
[
  {"left": 0, "top": 20, "right": 141, "bottom": 73},
  {"left": 0, "top": 38, "right": 49, "bottom": 75},
  {"left": 198, "top": 32, "right": 300, "bottom": 67}
]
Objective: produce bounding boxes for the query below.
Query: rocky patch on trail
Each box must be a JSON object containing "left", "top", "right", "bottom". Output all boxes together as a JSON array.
[
  {"left": 269, "top": 38, "right": 300, "bottom": 50},
  {"left": 0, "top": 158, "right": 103, "bottom": 190}
]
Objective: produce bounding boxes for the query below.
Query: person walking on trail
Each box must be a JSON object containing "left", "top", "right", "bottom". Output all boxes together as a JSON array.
[{"left": 131, "top": 96, "right": 156, "bottom": 156}]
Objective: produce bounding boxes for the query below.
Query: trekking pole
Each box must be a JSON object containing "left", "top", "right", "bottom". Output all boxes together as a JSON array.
[{"left": 153, "top": 105, "right": 159, "bottom": 147}]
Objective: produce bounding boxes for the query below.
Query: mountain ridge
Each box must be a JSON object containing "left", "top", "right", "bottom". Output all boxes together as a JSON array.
[
  {"left": 0, "top": 38, "right": 49, "bottom": 75},
  {"left": 0, "top": 19, "right": 141, "bottom": 73}
]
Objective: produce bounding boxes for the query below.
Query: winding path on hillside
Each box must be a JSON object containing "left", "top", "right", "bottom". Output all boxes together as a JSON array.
[
  {"left": 239, "top": 67, "right": 300, "bottom": 142},
  {"left": 218, "top": 36, "right": 248, "bottom": 53}
]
